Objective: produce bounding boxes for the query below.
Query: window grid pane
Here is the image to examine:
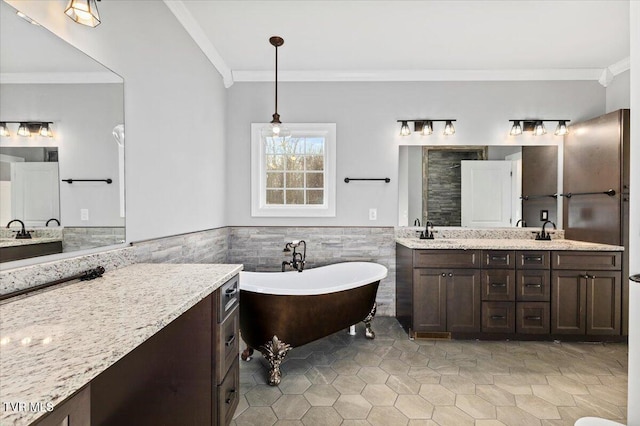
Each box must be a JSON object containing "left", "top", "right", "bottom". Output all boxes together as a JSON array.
[{"left": 265, "top": 136, "right": 326, "bottom": 205}]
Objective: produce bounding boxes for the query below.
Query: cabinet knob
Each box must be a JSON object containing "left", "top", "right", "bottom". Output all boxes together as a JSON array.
[
  {"left": 448, "top": 273, "right": 453, "bottom": 277},
  {"left": 442, "top": 273, "right": 446, "bottom": 277}
]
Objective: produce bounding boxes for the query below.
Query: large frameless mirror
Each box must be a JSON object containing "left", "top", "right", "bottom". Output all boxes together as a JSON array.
[{"left": 0, "top": 1, "right": 125, "bottom": 263}]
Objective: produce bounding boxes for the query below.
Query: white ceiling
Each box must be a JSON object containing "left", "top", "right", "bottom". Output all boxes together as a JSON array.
[{"left": 170, "top": 0, "right": 631, "bottom": 86}]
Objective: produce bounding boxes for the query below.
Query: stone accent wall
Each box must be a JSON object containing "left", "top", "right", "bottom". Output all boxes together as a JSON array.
[
  {"left": 425, "top": 148, "right": 485, "bottom": 226},
  {"left": 62, "top": 227, "right": 126, "bottom": 252},
  {"left": 132, "top": 228, "right": 229, "bottom": 264},
  {"left": 228, "top": 226, "right": 396, "bottom": 316}
]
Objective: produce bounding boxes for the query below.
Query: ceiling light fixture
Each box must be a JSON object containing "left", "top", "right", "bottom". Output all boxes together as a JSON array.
[
  {"left": 1, "top": 121, "right": 55, "bottom": 138},
  {"left": 397, "top": 119, "right": 456, "bottom": 137},
  {"left": 65, "top": 0, "right": 101, "bottom": 28},
  {"left": 508, "top": 119, "right": 570, "bottom": 137},
  {"left": 261, "top": 36, "right": 291, "bottom": 140}
]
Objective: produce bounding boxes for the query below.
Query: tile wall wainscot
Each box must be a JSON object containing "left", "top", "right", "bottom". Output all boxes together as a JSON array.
[
  {"left": 0, "top": 228, "right": 229, "bottom": 296},
  {"left": 63, "top": 227, "right": 126, "bottom": 252},
  {"left": 395, "top": 226, "right": 565, "bottom": 239},
  {"left": 132, "top": 227, "right": 229, "bottom": 264},
  {"left": 228, "top": 226, "right": 396, "bottom": 316}
]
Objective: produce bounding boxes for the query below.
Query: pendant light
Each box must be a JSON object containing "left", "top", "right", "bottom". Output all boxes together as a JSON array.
[
  {"left": 65, "top": 0, "right": 101, "bottom": 28},
  {"left": 261, "top": 36, "right": 291, "bottom": 139}
]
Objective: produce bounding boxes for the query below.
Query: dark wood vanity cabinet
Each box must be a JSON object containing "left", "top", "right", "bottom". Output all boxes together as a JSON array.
[
  {"left": 397, "top": 245, "right": 622, "bottom": 340},
  {"left": 35, "top": 276, "right": 240, "bottom": 426},
  {"left": 551, "top": 252, "right": 621, "bottom": 335}
]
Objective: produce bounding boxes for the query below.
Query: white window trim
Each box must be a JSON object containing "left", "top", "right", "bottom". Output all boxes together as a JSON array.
[{"left": 251, "top": 123, "right": 336, "bottom": 217}]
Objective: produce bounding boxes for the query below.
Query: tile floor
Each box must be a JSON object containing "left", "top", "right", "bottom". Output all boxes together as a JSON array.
[{"left": 232, "top": 317, "right": 628, "bottom": 426}]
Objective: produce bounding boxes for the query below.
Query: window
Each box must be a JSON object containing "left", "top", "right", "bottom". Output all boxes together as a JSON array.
[{"left": 251, "top": 123, "right": 336, "bottom": 217}]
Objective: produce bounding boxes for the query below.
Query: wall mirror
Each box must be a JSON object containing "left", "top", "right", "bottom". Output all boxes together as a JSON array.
[
  {"left": 0, "top": 1, "right": 125, "bottom": 263},
  {"left": 398, "top": 145, "right": 560, "bottom": 229}
]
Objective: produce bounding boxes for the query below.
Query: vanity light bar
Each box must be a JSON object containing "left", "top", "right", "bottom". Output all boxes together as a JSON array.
[
  {"left": 397, "top": 119, "right": 457, "bottom": 137},
  {"left": 0, "top": 121, "right": 54, "bottom": 138},
  {"left": 509, "top": 119, "right": 570, "bottom": 136}
]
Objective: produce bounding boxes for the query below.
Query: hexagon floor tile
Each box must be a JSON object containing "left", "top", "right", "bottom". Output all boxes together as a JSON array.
[{"left": 231, "top": 317, "right": 628, "bottom": 426}]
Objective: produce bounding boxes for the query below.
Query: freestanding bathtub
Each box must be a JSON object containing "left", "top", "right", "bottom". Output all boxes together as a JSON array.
[{"left": 239, "top": 261, "right": 388, "bottom": 385}]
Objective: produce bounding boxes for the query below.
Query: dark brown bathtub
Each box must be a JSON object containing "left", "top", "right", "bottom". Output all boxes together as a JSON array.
[{"left": 239, "top": 262, "right": 387, "bottom": 385}]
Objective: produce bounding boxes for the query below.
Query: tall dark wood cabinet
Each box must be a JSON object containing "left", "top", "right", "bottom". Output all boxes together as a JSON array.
[{"left": 563, "top": 109, "right": 630, "bottom": 335}]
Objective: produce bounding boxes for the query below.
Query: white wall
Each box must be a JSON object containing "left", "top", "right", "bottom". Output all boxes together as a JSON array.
[
  {"left": 0, "top": 83, "right": 123, "bottom": 227},
  {"left": 226, "top": 80, "right": 605, "bottom": 226},
  {"left": 5, "top": 0, "right": 227, "bottom": 243},
  {"left": 626, "top": 3, "right": 639, "bottom": 424},
  {"left": 606, "top": 70, "right": 631, "bottom": 113}
]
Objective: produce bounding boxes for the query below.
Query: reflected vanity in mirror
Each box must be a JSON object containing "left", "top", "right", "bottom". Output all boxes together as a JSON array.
[
  {"left": 0, "top": 1, "right": 125, "bottom": 263},
  {"left": 398, "top": 145, "right": 560, "bottom": 229}
]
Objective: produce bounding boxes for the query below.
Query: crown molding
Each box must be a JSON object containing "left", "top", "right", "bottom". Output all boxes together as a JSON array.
[
  {"left": 232, "top": 68, "right": 604, "bottom": 83},
  {"left": 608, "top": 56, "right": 631, "bottom": 76},
  {"left": 163, "top": 0, "right": 234, "bottom": 88},
  {"left": 0, "top": 72, "right": 123, "bottom": 84}
]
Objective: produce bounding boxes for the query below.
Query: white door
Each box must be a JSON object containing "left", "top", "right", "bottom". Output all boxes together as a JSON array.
[
  {"left": 11, "top": 162, "right": 60, "bottom": 227},
  {"left": 505, "top": 152, "right": 523, "bottom": 227},
  {"left": 461, "top": 160, "right": 512, "bottom": 228}
]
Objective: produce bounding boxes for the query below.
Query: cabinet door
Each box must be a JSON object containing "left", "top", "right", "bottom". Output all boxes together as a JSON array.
[
  {"left": 447, "top": 269, "right": 482, "bottom": 333},
  {"left": 413, "top": 269, "right": 447, "bottom": 332},
  {"left": 586, "top": 271, "right": 621, "bottom": 335},
  {"left": 551, "top": 271, "right": 586, "bottom": 334}
]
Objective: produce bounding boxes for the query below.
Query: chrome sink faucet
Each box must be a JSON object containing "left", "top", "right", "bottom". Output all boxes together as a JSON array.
[
  {"left": 282, "top": 240, "right": 306, "bottom": 272},
  {"left": 6, "top": 219, "right": 32, "bottom": 239}
]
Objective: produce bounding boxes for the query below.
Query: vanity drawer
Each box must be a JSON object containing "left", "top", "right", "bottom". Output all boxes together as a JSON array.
[
  {"left": 215, "top": 305, "right": 239, "bottom": 384},
  {"left": 516, "top": 251, "right": 550, "bottom": 270},
  {"left": 482, "top": 250, "right": 515, "bottom": 269},
  {"left": 217, "top": 275, "right": 239, "bottom": 323},
  {"left": 482, "top": 302, "right": 515, "bottom": 333},
  {"left": 481, "top": 269, "right": 515, "bottom": 301},
  {"left": 516, "top": 302, "right": 550, "bottom": 334},
  {"left": 413, "top": 250, "right": 480, "bottom": 269},
  {"left": 516, "top": 270, "right": 550, "bottom": 301},
  {"left": 217, "top": 358, "right": 240, "bottom": 426},
  {"left": 552, "top": 251, "right": 622, "bottom": 271}
]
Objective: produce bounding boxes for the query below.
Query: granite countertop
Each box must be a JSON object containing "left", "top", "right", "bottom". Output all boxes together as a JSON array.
[
  {"left": 396, "top": 237, "right": 624, "bottom": 251},
  {"left": 0, "top": 263, "right": 243, "bottom": 426},
  {"left": 0, "top": 237, "right": 62, "bottom": 248}
]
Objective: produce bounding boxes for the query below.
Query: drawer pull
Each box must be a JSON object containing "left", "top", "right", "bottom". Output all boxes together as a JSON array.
[
  {"left": 524, "top": 256, "right": 543, "bottom": 262},
  {"left": 525, "top": 284, "right": 542, "bottom": 288},
  {"left": 525, "top": 316, "right": 542, "bottom": 321},
  {"left": 490, "top": 283, "right": 506, "bottom": 287},
  {"left": 225, "top": 286, "right": 238, "bottom": 297},
  {"left": 225, "top": 389, "right": 237, "bottom": 404},
  {"left": 490, "top": 256, "right": 507, "bottom": 261},
  {"left": 490, "top": 315, "right": 506, "bottom": 320},
  {"left": 225, "top": 334, "right": 236, "bottom": 347}
]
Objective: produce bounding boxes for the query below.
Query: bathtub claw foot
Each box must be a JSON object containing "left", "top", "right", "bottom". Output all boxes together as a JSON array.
[
  {"left": 364, "top": 302, "right": 377, "bottom": 339},
  {"left": 241, "top": 347, "right": 254, "bottom": 361},
  {"left": 259, "top": 335, "right": 292, "bottom": 386}
]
